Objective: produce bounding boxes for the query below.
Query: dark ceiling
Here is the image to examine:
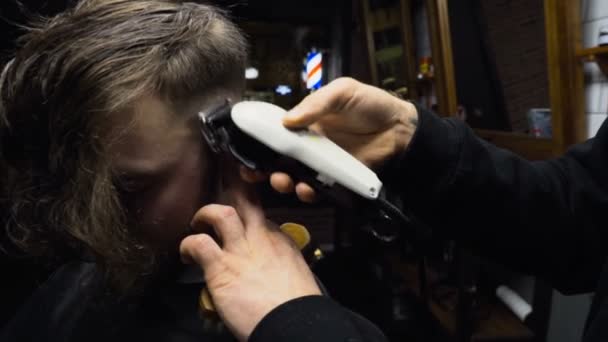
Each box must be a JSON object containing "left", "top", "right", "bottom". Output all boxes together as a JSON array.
[
  {"left": 0, "top": 0, "right": 347, "bottom": 59},
  {"left": 212, "top": 0, "right": 345, "bottom": 25},
  {"left": 0, "top": 0, "right": 345, "bottom": 25}
]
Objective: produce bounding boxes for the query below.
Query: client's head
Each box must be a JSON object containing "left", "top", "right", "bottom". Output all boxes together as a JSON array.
[{"left": 0, "top": 0, "right": 247, "bottom": 291}]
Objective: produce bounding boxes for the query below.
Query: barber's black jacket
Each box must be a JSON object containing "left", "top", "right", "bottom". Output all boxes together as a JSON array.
[
  {"left": 253, "top": 105, "right": 608, "bottom": 342},
  {"left": 2, "top": 106, "right": 608, "bottom": 342},
  {"left": 405, "top": 106, "right": 608, "bottom": 342}
]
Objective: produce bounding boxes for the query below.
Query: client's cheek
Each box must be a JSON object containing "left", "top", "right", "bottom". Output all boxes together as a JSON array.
[
  {"left": 118, "top": 193, "right": 183, "bottom": 250},
  {"left": 137, "top": 179, "right": 209, "bottom": 249}
]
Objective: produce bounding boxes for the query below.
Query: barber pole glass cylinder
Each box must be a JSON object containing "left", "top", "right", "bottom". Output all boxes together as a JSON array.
[{"left": 305, "top": 49, "right": 323, "bottom": 91}]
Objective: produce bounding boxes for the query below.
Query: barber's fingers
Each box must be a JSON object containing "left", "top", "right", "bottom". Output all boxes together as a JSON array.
[
  {"left": 284, "top": 77, "right": 358, "bottom": 128},
  {"left": 239, "top": 165, "right": 268, "bottom": 183},
  {"left": 230, "top": 182, "right": 266, "bottom": 230},
  {"left": 218, "top": 174, "right": 267, "bottom": 243},
  {"left": 180, "top": 233, "right": 223, "bottom": 270},
  {"left": 270, "top": 172, "right": 295, "bottom": 193},
  {"left": 191, "top": 204, "right": 248, "bottom": 254},
  {"left": 295, "top": 182, "right": 316, "bottom": 203},
  {"left": 269, "top": 173, "right": 316, "bottom": 203},
  {"left": 219, "top": 162, "right": 266, "bottom": 227}
]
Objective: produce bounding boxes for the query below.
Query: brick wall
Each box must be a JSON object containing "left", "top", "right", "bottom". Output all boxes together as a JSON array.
[{"left": 479, "top": 0, "right": 550, "bottom": 132}]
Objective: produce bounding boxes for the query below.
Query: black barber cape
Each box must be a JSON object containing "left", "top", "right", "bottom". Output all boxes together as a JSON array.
[
  {"left": 0, "top": 261, "right": 386, "bottom": 342},
  {"left": 3, "top": 106, "right": 608, "bottom": 342}
]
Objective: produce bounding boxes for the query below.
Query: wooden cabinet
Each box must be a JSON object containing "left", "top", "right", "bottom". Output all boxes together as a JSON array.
[
  {"left": 451, "top": 0, "right": 585, "bottom": 159},
  {"left": 361, "top": 0, "right": 458, "bottom": 116},
  {"left": 363, "top": 0, "right": 587, "bottom": 159}
]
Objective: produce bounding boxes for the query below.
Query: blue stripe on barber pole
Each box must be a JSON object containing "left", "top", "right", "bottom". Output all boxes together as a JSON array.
[{"left": 306, "top": 51, "right": 322, "bottom": 90}]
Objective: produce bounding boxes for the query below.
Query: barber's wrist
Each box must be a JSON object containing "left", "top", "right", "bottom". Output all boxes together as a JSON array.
[
  {"left": 249, "top": 295, "right": 341, "bottom": 342},
  {"left": 377, "top": 99, "right": 418, "bottom": 176},
  {"left": 393, "top": 100, "right": 419, "bottom": 158},
  {"left": 394, "top": 101, "right": 462, "bottom": 199}
]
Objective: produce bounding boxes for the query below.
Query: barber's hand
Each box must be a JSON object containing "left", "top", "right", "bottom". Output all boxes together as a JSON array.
[
  {"left": 241, "top": 77, "right": 419, "bottom": 202},
  {"left": 179, "top": 178, "right": 321, "bottom": 341}
]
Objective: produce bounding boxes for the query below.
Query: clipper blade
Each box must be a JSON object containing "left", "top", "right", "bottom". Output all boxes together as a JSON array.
[{"left": 198, "top": 101, "right": 232, "bottom": 154}]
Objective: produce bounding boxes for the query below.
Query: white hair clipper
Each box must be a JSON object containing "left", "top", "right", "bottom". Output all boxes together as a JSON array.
[{"left": 199, "top": 100, "right": 430, "bottom": 242}]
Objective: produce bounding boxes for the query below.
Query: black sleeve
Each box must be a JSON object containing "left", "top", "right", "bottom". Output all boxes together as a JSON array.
[
  {"left": 388, "top": 106, "right": 608, "bottom": 294},
  {"left": 249, "top": 295, "right": 387, "bottom": 342},
  {"left": 0, "top": 262, "right": 98, "bottom": 341}
]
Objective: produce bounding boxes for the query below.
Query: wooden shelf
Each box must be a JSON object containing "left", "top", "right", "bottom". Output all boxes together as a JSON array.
[
  {"left": 576, "top": 46, "right": 608, "bottom": 60},
  {"left": 474, "top": 129, "right": 554, "bottom": 160},
  {"left": 577, "top": 46, "right": 608, "bottom": 77}
]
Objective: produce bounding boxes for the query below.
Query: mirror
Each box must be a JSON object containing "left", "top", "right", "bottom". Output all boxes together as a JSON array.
[
  {"left": 361, "top": 0, "right": 418, "bottom": 99},
  {"left": 362, "top": 0, "right": 446, "bottom": 111}
]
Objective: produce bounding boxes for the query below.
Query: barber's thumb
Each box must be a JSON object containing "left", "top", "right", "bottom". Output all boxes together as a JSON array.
[
  {"left": 284, "top": 104, "right": 319, "bottom": 128},
  {"left": 179, "top": 234, "right": 223, "bottom": 268}
]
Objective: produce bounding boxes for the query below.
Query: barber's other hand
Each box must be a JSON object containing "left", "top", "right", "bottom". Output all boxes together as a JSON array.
[
  {"left": 179, "top": 179, "right": 321, "bottom": 341},
  {"left": 241, "top": 77, "right": 418, "bottom": 202}
]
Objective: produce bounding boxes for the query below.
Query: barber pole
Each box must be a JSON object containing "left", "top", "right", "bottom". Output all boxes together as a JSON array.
[{"left": 305, "top": 49, "right": 322, "bottom": 91}]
